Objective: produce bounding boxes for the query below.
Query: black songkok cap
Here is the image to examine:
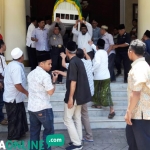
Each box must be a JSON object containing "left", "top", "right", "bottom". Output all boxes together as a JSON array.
[
  {"left": 37, "top": 52, "right": 51, "bottom": 63},
  {"left": 67, "top": 41, "right": 77, "bottom": 53},
  {"left": 97, "top": 39, "right": 105, "bottom": 47},
  {"left": 37, "top": 18, "right": 44, "bottom": 23},
  {"left": 118, "top": 24, "right": 125, "bottom": 30},
  {"left": 55, "top": 23, "right": 61, "bottom": 31},
  {"left": 81, "top": 23, "right": 87, "bottom": 28},
  {"left": 144, "top": 30, "right": 150, "bottom": 38}
]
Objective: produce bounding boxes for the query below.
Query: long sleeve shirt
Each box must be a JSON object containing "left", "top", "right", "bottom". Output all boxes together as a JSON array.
[{"left": 72, "top": 22, "right": 93, "bottom": 53}]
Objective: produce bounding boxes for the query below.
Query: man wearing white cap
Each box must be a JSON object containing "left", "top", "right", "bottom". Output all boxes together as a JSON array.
[{"left": 3, "top": 48, "right": 28, "bottom": 140}]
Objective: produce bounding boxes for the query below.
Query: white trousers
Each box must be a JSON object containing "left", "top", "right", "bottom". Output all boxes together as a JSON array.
[{"left": 64, "top": 102, "right": 82, "bottom": 146}]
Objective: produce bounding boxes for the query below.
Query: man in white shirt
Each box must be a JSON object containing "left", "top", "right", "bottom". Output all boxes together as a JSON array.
[
  {"left": 0, "top": 40, "right": 7, "bottom": 125},
  {"left": 31, "top": 18, "right": 50, "bottom": 55},
  {"left": 26, "top": 17, "right": 37, "bottom": 70},
  {"left": 27, "top": 52, "right": 58, "bottom": 150},
  {"left": 72, "top": 20, "right": 94, "bottom": 59},
  {"left": 3, "top": 48, "right": 28, "bottom": 140},
  {"left": 100, "top": 25, "right": 116, "bottom": 82},
  {"left": 45, "top": 16, "right": 51, "bottom": 30}
]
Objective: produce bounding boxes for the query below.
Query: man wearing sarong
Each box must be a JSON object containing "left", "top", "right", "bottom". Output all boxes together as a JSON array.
[{"left": 3, "top": 48, "right": 28, "bottom": 140}]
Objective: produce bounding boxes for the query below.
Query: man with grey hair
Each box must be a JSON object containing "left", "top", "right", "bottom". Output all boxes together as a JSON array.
[
  {"left": 125, "top": 39, "right": 150, "bottom": 150},
  {"left": 63, "top": 41, "right": 91, "bottom": 150}
]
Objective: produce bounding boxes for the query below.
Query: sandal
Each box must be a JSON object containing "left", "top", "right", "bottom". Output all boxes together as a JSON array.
[
  {"left": 91, "top": 105, "right": 102, "bottom": 109},
  {"left": 0, "top": 119, "right": 8, "bottom": 125},
  {"left": 108, "top": 112, "right": 115, "bottom": 119}
]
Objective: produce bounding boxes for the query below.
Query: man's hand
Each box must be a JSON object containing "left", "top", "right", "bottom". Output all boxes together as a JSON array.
[
  {"left": 35, "top": 38, "right": 38, "bottom": 42},
  {"left": 55, "top": 17, "right": 61, "bottom": 23},
  {"left": 60, "top": 52, "right": 66, "bottom": 59},
  {"left": 53, "top": 70, "right": 61, "bottom": 75},
  {"left": 68, "top": 97, "right": 74, "bottom": 109},
  {"left": 52, "top": 72, "right": 58, "bottom": 83},
  {"left": 83, "top": 48, "right": 87, "bottom": 54},
  {"left": 113, "top": 45, "right": 119, "bottom": 49},
  {"left": 125, "top": 110, "right": 132, "bottom": 125},
  {"left": 88, "top": 40, "right": 93, "bottom": 46}
]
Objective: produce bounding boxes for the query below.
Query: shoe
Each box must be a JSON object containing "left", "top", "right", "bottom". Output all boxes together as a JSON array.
[
  {"left": 108, "top": 112, "right": 115, "bottom": 119},
  {"left": 115, "top": 73, "right": 121, "bottom": 77},
  {"left": 0, "top": 119, "right": 8, "bottom": 125},
  {"left": 84, "top": 137, "right": 94, "bottom": 142},
  {"left": 65, "top": 144, "right": 83, "bottom": 150},
  {"left": 68, "top": 142, "right": 73, "bottom": 146}
]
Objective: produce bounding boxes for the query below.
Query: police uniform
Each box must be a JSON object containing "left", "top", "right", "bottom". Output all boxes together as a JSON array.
[
  {"left": 115, "top": 24, "right": 131, "bottom": 82},
  {"left": 49, "top": 22, "right": 66, "bottom": 83}
]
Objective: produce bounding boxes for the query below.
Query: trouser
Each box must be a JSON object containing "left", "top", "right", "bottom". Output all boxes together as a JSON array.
[
  {"left": 51, "top": 47, "right": 65, "bottom": 82},
  {"left": 29, "top": 108, "right": 54, "bottom": 150},
  {"left": 0, "top": 88, "right": 4, "bottom": 122},
  {"left": 87, "top": 51, "right": 94, "bottom": 60},
  {"left": 64, "top": 102, "right": 82, "bottom": 146},
  {"left": 126, "top": 119, "right": 150, "bottom": 150},
  {"left": 27, "top": 46, "right": 37, "bottom": 70},
  {"left": 115, "top": 51, "right": 131, "bottom": 81},
  {"left": 81, "top": 104, "right": 93, "bottom": 140},
  {"left": 108, "top": 53, "right": 116, "bottom": 81},
  {"left": 36, "top": 50, "right": 49, "bottom": 56}
]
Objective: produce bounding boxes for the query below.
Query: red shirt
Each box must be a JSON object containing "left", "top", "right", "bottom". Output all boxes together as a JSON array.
[{"left": 0, "top": 34, "right": 3, "bottom": 40}]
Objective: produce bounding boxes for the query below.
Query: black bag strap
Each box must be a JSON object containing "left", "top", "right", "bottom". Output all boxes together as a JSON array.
[{"left": 0, "top": 56, "right": 4, "bottom": 71}]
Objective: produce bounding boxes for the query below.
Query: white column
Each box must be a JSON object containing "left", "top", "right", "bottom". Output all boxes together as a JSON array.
[
  {"left": 138, "top": 0, "right": 150, "bottom": 39},
  {"left": 4, "top": 0, "right": 27, "bottom": 61}
]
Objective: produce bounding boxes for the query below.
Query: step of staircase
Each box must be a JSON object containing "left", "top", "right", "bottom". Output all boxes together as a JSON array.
[{"left": 0, "top": 67, "right": 128, "bottom": 132}]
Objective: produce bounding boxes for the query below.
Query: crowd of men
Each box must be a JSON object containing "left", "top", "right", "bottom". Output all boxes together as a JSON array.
[{"left": 0, "top": 16, "right": 150, "bottom": 150}]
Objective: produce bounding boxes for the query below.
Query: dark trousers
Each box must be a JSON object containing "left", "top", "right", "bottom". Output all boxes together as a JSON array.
[
  {"left": 126, "top": 120, "right": 150, "bottom": 150},
  {"left": 29, "top": 108, "right": 54, "bottom": 150},
  {"left": 0, "top": 89, "right": 4, "bottom": 122},
  {"left": 87, "top": 51, "right": 94, "bottom": 60},
  {"left": 51, "top": 47, "right": 65, "bottom": 82},
  {"left": 27, "top": 46, "right": 37, "bottom": 70},
  {"left": 115, "top": 51, "right": 131, "bottom": 80},
  {"left": 108, "top": 53, "right": 116, "bottom": 81}
]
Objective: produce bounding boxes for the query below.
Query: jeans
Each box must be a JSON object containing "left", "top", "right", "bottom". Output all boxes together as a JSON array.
[
  {"left": 108, "top": 53, "right": 116, "bottom": 81},
  {"left": 126, "top": 119, "right": 150, "bottom": 150},
  {"left": 29, "top": 108, "right": 54, "bottom": 150},
  {"left": 0, "top": 88, "right": 4, "bottom": 122}
]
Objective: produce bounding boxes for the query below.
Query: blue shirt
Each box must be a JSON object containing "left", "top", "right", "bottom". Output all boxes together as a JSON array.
[
  {"left": 145, "top": 39, "right": 150, "bottom": 54},
  {"left": 92, "top": 27, "right": 101, "bottom": 45},
  {"left": 31, "top": 27, "right": 49, "bottom": 51}
]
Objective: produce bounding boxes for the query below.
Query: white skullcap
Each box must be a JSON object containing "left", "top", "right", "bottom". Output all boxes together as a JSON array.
[
  {"left": 101, "top": 25, "right": 108, "bottom": 30},
  {"left": 11, "top": 48, "right": 23, "bottom": 59}
]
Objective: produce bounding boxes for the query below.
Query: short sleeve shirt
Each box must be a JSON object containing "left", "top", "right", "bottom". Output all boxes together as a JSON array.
[
  {"left": 3, "top": 61, "right": 27, "bottom": 103},
  {"left": 27, "top": 66, "right": 54, "bottom": 112},
  {"left": 128, "top": 57, "right": 150, "bottom": 120},
  {"left": 116, "top": 33, "right": 131, "bottom": 52},
  {"left": 64, "top": 56, "right": 92, "bottom": 105}
]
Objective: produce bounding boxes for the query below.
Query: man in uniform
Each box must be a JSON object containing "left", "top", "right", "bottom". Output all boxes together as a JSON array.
[
  {"left": 113, "top": 24, "right": 131, "bottom": 83},
  {"left": 49, "top": 17, "right": 66, "bottom": 84}
]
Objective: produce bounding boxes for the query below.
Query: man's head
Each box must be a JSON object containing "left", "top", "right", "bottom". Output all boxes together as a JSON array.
[
  {"left": 143, "top": 30, "right": 150, "bottom": 41},
  {"left": 37, "top": 52, "right": 52, "bottom": 72},
  {"left": 0, "top": 40, "right": 6, "bottom": 53},
  {"left": 118, "top": 24, "right": 126, "bottom": 36},
  {"left": 45, "top": 15, "right": 51, "bottom": 25},
  {"left": 11, "top": 48, "right": 24, "bottom": 63},
  {"left": 128, "top": 39, "right": 146, "bottom": 61},
  {"left": 53, "top": 23, "right": 61, "bottom": 35},
  {"left": 81, "top": 23, "right": 88, "bottom": 35},
  {"left": 113, "top": 27, "right": 118, "bottom": 35},
  {"left": 76, "top": 48, "right": 84, "bottom": 59},
  {"left": 96, "top": 39, "right": 105, "bottom": 50},
  {"left": 31, "top": 17, "right": 37, "bottom": 26},
  {"left": 92, "top": 20, "right": 98, "bottom": 29},
  {"left": 132, "top": 19, "right": 137, "bottom": 27},
  {"left": 37, "top": 18, "right": 45, "bottom": 29},
  {"left": 66, "top": 41, "right": 77, "bottom": 58},
  {"left": 100, "top": 25, "right": 108, "bottom": 35}
]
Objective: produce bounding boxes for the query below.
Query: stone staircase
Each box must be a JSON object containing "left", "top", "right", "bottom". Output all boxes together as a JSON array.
[{"left": 0, "top": 67, "right": 128, "bottom": 131}]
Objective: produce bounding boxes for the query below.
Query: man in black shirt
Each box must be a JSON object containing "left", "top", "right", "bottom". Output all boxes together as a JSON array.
[
  {"left": 64, "top": 41, "right": 91, "bottom": 150},
  {"left": 113, "top": 24, "right": 131, "bottom": 83}
]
